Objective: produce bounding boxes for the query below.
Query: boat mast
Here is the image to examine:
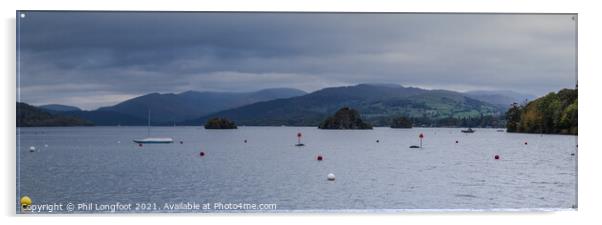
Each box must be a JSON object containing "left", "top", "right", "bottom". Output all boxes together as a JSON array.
[{"left": 147, "top": 109, "right": 151, "bottom": 137}]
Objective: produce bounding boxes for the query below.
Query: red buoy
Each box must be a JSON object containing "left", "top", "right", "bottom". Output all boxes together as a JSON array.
[
  {"left": 494, "top": 155, "right": 500, "bottom": 160},
  {"left": 200, "top": 151, "right": 205, "bottom": 157},
  {"left": 317, "top": 155, "right": 323, "bottom": 161},
  {"left": 296, "top": 132, "right": 303, "bottom": 145}
]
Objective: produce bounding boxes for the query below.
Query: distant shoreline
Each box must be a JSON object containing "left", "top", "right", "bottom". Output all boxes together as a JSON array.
[{"left": 15, "top": 126, "right": 578, "bottom": 136}]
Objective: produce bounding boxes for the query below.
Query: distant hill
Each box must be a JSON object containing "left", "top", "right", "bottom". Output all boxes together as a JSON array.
[
  {"left": 96, "top": 92, "right": 206, "bottom": 124},
  {"left": 37, "top": 85, "right": 520, "bottom": 127},
  {"left": 63, "top": 88, "right": 307, "bottom": 125},
  {"left": 58, "top": 110, "right": 147, "bottom": 126},
  {"left": 17, "top": 102, "right": 92, "bottom": 127},
  {"left": 39, "top": 104, "right": 81, "bottom": 112},
  {"left": 465, "top": 90, "right": 536, "bottom": 107},
  {"left": 186, "top": 84, "right": 503, "bottom": 126}
]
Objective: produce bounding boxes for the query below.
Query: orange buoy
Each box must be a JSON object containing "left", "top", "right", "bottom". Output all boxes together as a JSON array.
[
  {"left": 200, "top": 151, "right": 205, "bottom": 157},
  {"left": 317, "top": 155, "right": 323, "bottom": 161},
  {"left": 494, "top": 155, "right": 500, "bottom": 160}
]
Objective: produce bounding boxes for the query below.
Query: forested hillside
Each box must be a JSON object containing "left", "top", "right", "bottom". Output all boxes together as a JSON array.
[{"left": 506, "top": 89, "right": 577, "bottom": 135}]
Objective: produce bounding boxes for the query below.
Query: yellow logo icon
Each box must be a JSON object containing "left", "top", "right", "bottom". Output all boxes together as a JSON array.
[{"left": 20, "top": 196, "right": 32, "bottom": 211}]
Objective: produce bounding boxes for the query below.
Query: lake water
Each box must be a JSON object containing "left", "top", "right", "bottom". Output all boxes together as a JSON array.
[{"left": 17, "top": 127, "right": 577, "bottom": 213}]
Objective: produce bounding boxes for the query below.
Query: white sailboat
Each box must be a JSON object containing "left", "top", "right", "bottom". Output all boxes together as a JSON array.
[{"left": 133, "top": 110, "right": 174, "bottom": 144}]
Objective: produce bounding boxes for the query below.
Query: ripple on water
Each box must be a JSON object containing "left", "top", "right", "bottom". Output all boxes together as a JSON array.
[
  {"left": 17, "top": 127, "right": 576, "bottom": 211},
  {"left": 454, "top": 194, "right": 478, "bottom": 198}
]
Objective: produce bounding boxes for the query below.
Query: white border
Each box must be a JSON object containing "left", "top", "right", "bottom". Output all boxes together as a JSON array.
[{"left": 2, "top": 0, "right": 600, "bottom": 225}]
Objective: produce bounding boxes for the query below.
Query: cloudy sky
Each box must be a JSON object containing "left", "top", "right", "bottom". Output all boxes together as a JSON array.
[{"left": 17, "top": 12, "right": 576, "bottom": 110}]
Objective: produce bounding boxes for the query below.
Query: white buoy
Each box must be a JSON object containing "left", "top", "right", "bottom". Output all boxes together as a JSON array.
[
  {"left": 327, "top": 173, "right": 336, "bottom": 181},
  {"left": 44, "top": 144, "right": 48, "bottom": 148},
  {"left": 29, "top": 146, "right": 35, "bottom": 152}
]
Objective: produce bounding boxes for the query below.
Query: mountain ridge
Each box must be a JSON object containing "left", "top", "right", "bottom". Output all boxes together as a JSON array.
[
  {"left": 184, "top": 84, "right": 505, "bottom": 126},
  {"left": 32, "top": 84, "right": 534, "bottom": 127},
  {"left": 59, "top": 88, "right": 307, "bottom": 125},
  {"left": 39, "top": 104, "right": 81, "bottom": 112}
]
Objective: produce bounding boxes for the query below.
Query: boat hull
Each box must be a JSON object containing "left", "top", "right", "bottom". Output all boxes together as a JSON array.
[{"left": 133, "top": 138, "right": 174, "bottom": 144}]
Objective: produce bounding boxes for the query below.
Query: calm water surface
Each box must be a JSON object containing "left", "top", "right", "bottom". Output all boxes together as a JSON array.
[{"left": 17, "top": 127, "right": 577, "bottom": 212}]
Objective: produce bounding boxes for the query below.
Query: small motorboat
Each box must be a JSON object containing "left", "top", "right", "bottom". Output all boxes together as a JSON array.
[
  {"left": 461, "top": 128, "right": 475, "bottom": 133},
  {"left": 133, "top": 137, "right": 174, "bottom": 144}
]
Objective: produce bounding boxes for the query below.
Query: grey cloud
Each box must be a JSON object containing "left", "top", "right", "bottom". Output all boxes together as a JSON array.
[{"left": 17, "top": 12, "right": 576, "bottom": 109}]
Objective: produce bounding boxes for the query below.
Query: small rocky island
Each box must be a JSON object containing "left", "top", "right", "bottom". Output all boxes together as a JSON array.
[
  {"left": 390, "top": 116, "right": 413, "bottom": 128},
  {"left": 318, "top": 107, "right": 373, "bottom": 129},
  {"left": 204, "top": 117, "right": 238, "bottom": 129}
]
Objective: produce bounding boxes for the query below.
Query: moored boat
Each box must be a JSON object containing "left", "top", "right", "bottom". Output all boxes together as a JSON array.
[
  {"left": 132, "top": 109, "right": 174, "bottom": 144},
  {"left": 461, "top": 128, "right": 475, "bottom": 133},
  {"left": 133, "top": 137, "right": 174, "bottom": 144}
]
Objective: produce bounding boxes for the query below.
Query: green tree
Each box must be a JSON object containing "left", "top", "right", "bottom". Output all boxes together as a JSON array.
[{"left": 505, "top": 102, "right": 522, "bottom": 132}]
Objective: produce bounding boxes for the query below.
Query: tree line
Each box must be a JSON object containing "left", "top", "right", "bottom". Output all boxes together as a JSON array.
[
  {"left": 409, "top": 115, "right": 505, "bottom": 128},
  {"left": 506, "top": 89, "right": 577, "bottom": 135}
]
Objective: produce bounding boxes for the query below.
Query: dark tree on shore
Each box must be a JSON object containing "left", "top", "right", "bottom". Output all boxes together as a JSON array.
[
  {"left": 390, "top": 116, "right": 413, "bottom": 128},
  {"left": 319, "top": 107, "right": 373, "bottom": 129},
  {"left": 204, "top": 117, "right": 238, "bottom": 129},
  {"left": 505, "top": 102, "right": 523, "bottom": 132}
]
